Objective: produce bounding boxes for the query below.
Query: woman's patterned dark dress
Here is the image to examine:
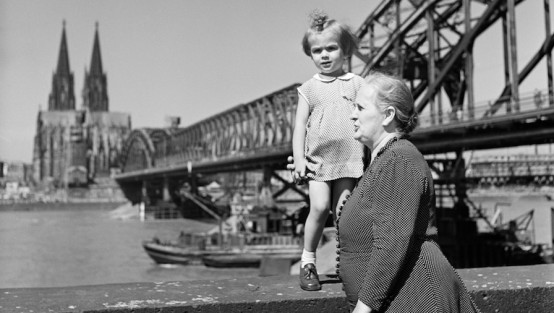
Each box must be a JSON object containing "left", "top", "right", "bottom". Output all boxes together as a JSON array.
[{"left": 337, "top": 138, "right": 480, "bottom": 312}]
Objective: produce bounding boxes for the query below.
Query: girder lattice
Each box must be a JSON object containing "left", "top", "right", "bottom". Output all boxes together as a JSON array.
[
  {"left": 350, "top": 0, "right": 554, "bottom": 124},
  {"left": 117, "top": 0, "right": 554, "bottom": 180}
]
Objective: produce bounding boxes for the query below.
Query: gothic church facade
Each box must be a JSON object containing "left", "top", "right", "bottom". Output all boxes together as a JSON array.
[{"left": 33, "top": 23, "right": 131, "bottom": 188}]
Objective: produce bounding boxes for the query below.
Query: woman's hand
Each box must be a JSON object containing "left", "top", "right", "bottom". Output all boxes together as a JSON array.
[{"left": 352, "top": 300, "right": 372, "bottom": 313}]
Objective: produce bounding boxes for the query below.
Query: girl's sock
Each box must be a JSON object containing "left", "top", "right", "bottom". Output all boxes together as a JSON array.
[{"left": 301, "top": 249, "right": 316, "bottom": 268}]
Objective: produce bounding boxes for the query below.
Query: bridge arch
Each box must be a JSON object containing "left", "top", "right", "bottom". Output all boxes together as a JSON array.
[{"left": 120, "top": 129, "right": 156, "bottom": 173}]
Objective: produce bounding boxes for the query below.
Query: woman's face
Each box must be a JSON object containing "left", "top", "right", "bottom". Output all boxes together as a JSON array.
[{"left": 351, "top": 84, "right": 387, "bottom": 148}]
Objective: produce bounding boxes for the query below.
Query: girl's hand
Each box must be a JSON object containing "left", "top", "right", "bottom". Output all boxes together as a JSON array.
[
  {"left": 286, "top": 156, "right": 296, "bottom": 172},
  {"left": 352, "top": 300, "right": 372, "bottom": 313},
  {"left": 294, "top": 158, "right": 308, "bottom": 184},
  {"left": 287, "top": 156, "right": 312, "bottom": 184}
]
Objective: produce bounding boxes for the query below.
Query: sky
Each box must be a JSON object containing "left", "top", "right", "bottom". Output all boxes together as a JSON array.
[{"left": 0, "top": 0, "right": 552, "bottom": 163}]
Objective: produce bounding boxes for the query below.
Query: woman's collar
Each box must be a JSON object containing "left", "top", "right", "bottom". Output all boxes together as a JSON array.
[
  {"left": 370, "top": 133, "right": 400, "bottom": 163},
  {"left": 313, "top": 72, "right": 355, "bottom": 82}
]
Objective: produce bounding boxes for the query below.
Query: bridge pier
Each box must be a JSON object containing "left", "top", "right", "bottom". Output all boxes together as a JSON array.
[
  {"left": 162, "top": 177, "right": 171, "bottom": 202},
  {"left": 135, "top": 179, "right": 181, "bottom": 219},
  {"left": 258, "top": 166, "right": 275, "bottom": 208},
  {"left": 141, "top": 180, "right": 149, "bottom": 207}
]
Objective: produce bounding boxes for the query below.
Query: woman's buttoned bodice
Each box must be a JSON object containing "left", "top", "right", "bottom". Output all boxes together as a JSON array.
[{"left": 335, "top": 138, "right": 448, "bottom": 312}]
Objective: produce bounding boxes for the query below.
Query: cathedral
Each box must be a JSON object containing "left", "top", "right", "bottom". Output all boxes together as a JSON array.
[{"left": 32, "top": 22, "right": 131, "bottom": 189}]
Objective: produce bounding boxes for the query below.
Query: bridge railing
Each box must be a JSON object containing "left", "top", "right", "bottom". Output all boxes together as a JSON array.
[
  {"left": 120, "top": 84, "right": 299, "bottom": 174},
  {"left": 418, "top": 88, "right": 553, "bottom": 128},
  {"left": 163, "top": 84, "right": 298, "bottom": 164},
  {"left": 120, "top": 85, "right": 554, "bottom": 176}
]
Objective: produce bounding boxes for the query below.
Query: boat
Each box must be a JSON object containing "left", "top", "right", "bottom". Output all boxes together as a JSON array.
[
  {"left": 201, "top": 249, "right": 302, "bottom": 268},
  {"left": 142, "top": 240, "right": 205, "bottom": 265},
  {"left": 143, "top": 190, "right": 305, "bottom": 267},
  {"left": 143, "top": 232, "right": 303, "bottom": 267},
  {"left": 202, "top": 254, "right": 262, "bottom": 268}
]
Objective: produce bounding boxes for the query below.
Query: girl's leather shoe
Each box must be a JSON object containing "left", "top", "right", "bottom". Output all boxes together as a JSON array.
[{"left": 299, "top": 263, "right": 321, "bottom": 291}]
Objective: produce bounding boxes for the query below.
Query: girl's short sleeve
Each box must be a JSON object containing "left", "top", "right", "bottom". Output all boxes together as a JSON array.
[{"left": 297, "top": 80, "right": 315, "bottom": 112}]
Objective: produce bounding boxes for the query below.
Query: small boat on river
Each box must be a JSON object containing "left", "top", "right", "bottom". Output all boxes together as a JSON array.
[
  {"left": 202, "top": 254, "right": 262, "bottom": 268},
  {"left": 143, "top": 232, "right": 303, "bottom": 267},
  {"left": 143, "top": 189, "right": 305, "bottom": 267},
  {"left": 143, "top": 240, "right": 206, "bottom": 265}
]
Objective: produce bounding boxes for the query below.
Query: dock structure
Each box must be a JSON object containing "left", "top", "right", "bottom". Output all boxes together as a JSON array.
[
  {"left": 115, "top": 0, "right": 554, "bottom": 268},
  {"left": 466, "top": 154, "right": 554, "bottom": 185}
]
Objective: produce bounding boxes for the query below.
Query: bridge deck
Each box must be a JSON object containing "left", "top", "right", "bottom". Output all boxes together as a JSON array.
[{"left": 115, "top": 99, "right": 554, "bottom": 182}]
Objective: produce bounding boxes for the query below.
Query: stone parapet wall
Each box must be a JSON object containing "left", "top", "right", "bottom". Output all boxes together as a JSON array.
[{"left": 0, "top": 264, "right": 552, "bottom": 312}]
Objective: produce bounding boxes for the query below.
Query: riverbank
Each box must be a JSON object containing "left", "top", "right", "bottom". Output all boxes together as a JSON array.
[
  {"left": 0, "top": 201, "right": 126, "bottom": 211},
  {"left": 1, "top": 264, "right": 552, "bottom": 313}
]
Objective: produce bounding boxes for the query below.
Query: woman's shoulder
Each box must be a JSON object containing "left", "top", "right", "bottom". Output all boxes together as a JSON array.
[
  {"left": 393, "top": 138, "right": 419, "bottom": 151},
  {"left": 383, "top": 139, "right": 426, "bottom": 167}
]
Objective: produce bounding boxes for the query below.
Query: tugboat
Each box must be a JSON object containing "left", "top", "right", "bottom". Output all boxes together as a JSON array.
[
  {"left": 143, "top": 190, "right": 304, "bottom": 268},
  {"left": 143, "top": 231, "right": 303, "bottom": 267}
]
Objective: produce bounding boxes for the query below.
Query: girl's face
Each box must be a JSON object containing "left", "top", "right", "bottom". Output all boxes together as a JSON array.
[
  {"left": 351, "top": 84, "right": 388, "bottom": 148},
  {"left": 308, "top": 31, "right": 345, "bottom": 77}
]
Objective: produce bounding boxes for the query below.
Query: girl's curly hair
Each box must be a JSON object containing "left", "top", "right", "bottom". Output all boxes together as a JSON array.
[{"left": 301, "top": 10, "right": 358, "bottom": 57}]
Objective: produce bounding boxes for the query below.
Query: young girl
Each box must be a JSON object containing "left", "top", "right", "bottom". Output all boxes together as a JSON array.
[{"left": 293, "top": 11, "right": 365, "bottom": 291}]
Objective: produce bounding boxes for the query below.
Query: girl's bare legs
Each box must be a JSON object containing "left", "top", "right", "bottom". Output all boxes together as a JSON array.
[
  {"left": 300, "top": 178, "right": 357, "bottom": 291},
  {"left": 302, "top": 178, "right": 356, "bottom": 257},
  {"left": 300, "top": 180, "right": 331, "bottom": 291},
  {"left": 304, "top": 180, "right": 332, "bottom": 259}
]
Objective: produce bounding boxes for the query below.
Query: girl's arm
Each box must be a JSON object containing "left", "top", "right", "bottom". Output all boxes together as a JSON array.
[{"left": 292, "top": 96, "right": 310, "bottom": 181}]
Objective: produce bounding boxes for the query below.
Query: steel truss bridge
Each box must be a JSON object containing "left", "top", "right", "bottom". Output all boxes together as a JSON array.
[{"left": 115, "top": 0, "right": 554, "bottom": 267}]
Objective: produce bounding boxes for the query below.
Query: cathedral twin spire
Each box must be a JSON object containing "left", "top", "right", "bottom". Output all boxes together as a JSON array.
[
  {"left": 83, "top": 22, "right": 109, "bottom": 112},
  {"left": 49, "top": 21, "right": 108, "bottom": 112},
  {"left": 48, "top": 21, "right": 75, "bottom": 111}
]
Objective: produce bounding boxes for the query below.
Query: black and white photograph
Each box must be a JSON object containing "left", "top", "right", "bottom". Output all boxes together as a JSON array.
[{"left": 0, "top": 1, "right": 553, "bottom": 312}]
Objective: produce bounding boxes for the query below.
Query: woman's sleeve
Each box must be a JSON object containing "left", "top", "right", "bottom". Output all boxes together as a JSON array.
[{"left": 358, "top": 155, "right": 425, "bottom": 311}]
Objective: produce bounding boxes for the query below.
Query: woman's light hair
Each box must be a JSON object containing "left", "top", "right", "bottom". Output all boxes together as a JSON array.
[{"left": 365, "top": 71, "right": 418, "bottom": 134}]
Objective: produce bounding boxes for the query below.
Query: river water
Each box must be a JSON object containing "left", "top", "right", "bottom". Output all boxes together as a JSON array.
[
  {"left": 1, "top": 192, "right": 552, "bottom": 289},
  {"left": 0, "top": 205, "right": 258, "bottom": 289}
]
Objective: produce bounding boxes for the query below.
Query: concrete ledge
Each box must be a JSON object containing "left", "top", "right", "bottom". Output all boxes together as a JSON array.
[{"left": 0, "top": 264, "right": 552, "bottom": 313}]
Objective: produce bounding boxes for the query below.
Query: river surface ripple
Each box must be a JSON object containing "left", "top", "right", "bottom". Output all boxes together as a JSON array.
[{"left": 0, "top": 206, "right": 258, "bottom": 289}]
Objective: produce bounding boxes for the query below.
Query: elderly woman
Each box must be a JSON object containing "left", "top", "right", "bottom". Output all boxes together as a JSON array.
[{"left": 335, "top": 72, "right": 480, "bottom": 312}]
